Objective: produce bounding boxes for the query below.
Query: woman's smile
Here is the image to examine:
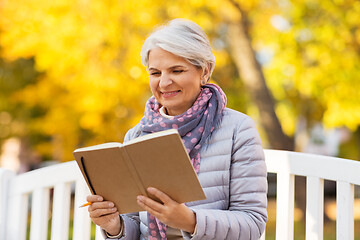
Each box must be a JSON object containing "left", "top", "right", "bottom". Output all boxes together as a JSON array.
[{"left": 161, "top": 90, "right": 181, "bottom": 98}]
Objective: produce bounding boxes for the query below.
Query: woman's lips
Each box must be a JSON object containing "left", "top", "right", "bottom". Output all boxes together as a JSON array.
[{"left": 161, "top": 90, "right": 180, "bottom": 98}]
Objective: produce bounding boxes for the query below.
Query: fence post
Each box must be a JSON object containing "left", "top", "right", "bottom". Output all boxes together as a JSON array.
[
  {"left": 0, "top": 168, "right": 15, "bottom": 240},
  {"left": 336, "top": 181, "right": 354, "bottom": 240}
]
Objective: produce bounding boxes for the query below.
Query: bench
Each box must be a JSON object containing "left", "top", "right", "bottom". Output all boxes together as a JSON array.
[{"left": 1, "top": 150, "right": 359, "bottom": 240}]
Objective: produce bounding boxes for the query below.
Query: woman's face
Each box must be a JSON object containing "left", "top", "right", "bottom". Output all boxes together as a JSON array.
[{"left": 148, "top": 48, "right": 205, "bottom": 116}]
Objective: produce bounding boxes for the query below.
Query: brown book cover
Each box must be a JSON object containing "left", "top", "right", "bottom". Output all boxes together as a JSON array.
[{"left": 73, "top": 129, "right": 206, "bottom": 214}]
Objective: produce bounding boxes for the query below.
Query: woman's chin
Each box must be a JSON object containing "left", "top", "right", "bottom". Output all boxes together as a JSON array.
[{"left": 163, "top": 105, "right": 187, "bottom": 116}]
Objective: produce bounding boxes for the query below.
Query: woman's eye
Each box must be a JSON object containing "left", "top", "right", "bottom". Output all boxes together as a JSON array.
[
  {"left": 150, "top": 72, "right": 161, "bottom": 76},
  {"left": 173, "top": 70, "right": 184, "bottom": 73}
]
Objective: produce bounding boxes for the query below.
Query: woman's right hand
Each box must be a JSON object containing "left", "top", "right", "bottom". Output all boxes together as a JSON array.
[{"left": 86, "top": 195, "right": 121, "bottom": 236}]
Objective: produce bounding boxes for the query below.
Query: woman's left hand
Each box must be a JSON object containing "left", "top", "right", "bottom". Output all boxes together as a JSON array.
[{"left": 137, "top": 187, "right": 196, "bottom": 233}]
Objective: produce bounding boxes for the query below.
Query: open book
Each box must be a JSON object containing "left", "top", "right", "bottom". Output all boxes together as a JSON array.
[{"left": 73, "top": 129, "right": 206, "bottom": 214}]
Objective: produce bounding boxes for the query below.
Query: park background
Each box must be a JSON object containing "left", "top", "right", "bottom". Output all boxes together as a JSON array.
[{"left": 0, "top": 0, "right": 359, "bottom": 239}]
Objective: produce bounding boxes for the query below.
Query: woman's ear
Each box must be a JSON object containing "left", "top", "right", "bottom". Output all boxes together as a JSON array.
[{"left": 201, "top": 64, "right": 211, "bottom": 85}]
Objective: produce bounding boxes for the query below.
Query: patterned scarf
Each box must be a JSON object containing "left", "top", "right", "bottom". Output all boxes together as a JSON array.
[{"left": 139, "top": 83, "right": 226, "bottom": 240}]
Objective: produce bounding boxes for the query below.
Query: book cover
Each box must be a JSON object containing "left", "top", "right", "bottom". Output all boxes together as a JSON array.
[{"left": 73, "top": 129, "right": 206, "bottom": 214}]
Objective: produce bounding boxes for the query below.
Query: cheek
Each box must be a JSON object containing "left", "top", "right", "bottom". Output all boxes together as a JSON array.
[
  {"left": 149, "top": 79, "right": 158, "bottom": 94},
  {"left": 189, "top": 79, "right": 201, "bottom": 94}
]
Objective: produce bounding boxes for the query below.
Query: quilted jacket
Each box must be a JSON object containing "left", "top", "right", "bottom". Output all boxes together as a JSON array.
[{"left": 106, "top": 108, "right": 268, "bottom": 240}]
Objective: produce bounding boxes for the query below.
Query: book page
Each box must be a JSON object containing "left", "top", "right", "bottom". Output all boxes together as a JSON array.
[{"left": 73, "top": 142, "right": 122, "bottom": 152}]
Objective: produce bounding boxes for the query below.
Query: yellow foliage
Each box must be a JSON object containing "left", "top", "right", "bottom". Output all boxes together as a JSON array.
[
  {"left": 324, "top": 101, "right": 360, "bottom": 131},
  {"left": 0, "top": 0, "right": 152, "bottom": 160},
  {"left": 276, "top": 103, "right": 296, "bottom": 135},
  {"left": 80, "top": 112, "right": 102, "bottom": 130},
  {"left": 1, "top": 0, "right": 360, "bottom": 161}
]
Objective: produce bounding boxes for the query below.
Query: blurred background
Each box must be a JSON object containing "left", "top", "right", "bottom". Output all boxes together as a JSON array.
[{"left": 0, "top": 0, "right": 359, "bottom": 239}]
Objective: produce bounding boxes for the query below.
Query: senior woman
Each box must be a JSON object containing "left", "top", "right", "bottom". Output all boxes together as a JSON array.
[{"left": 87, "top": 19, "right": 268, "bottom": 240}]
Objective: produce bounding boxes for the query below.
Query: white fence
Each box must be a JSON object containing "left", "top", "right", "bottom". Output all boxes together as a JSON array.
[
  {"left": 0, "top": 161, "right": 103, "bottom": 240},
  {"left": 263, "top": 150, "right": 360, "bottom": 240},
  {"left": 0, "top": 150, "right": 359, "bottom": 240}
]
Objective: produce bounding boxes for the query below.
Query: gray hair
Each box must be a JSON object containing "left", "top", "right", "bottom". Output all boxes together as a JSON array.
[{"left": 140, "top": 19, "right": 216, "bottom": 81}]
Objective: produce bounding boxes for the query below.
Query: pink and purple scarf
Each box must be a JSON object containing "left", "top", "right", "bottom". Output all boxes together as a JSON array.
[{"left": 139, "top": 83, "right": 226, "bottom": 240}]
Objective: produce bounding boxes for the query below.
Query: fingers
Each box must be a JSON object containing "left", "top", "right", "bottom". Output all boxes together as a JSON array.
[
  {"left": 89, "top": 206, "right": 118, "bottom": 218},
  {"left": 86, "top": 195, "right": 116, "bottom": 211},
  {"left": 137, "top": 195, "right": 162, "bottom": 217},
  {"left": 89, "top": 201, "right": 117, "bottom": 218},
  {"left": 137, "top": 187, "right": 176, "bottom": 215},
  {"left": 137, "top": 189, "right": 195, "bottom": 231},
  {"left": 85, "top": 195, "right": 121, "bottom": 234},
  {"left": 89, "top": 200, "right": 114, "bottom": 210},
  {"left": 86, "top": 195, "right": 117, "bottom": 218},
  {"left": 147, "top": 187, "right": 173, "bottom": 204},
  {"left": 137, "top": 195, "right": 164, "bottom": 212},
  {"left": 87, "top": 195, "right": 103, "bottom": 202}
]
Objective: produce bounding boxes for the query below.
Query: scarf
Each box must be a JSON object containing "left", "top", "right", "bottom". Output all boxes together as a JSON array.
[{"left": 139, "top": 83, "right": 227, "bottom": 240}]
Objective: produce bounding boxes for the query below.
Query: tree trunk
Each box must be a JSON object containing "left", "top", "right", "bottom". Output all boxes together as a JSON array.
[
  {"left": 226, "top": 11, "right": 294, "bottom": 150},
  {"left": 225, "top": 1, "right": 304, "bottom": 220}
]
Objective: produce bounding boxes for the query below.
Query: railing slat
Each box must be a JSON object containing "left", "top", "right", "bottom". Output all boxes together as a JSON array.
[
  {"left": 51, "top": 182, "right": 72, "bottom": 240},
  {"left": 30, "top": 188, "right": 50, "bottom": 240},
  {"left": 72, "top": 179, "right": 91, "bottom": 240},
  {"left": 305, "top": 176, "right": 324, "bottom": 240},
  {"left": 336, "top": 181, "right": 354, "bottom": 240},
  {"left": 0, "top": 169, "right": 15, "bottom": 240},
  {"left": 95, "top": 225, "right": 105, "bottom": 240},
  {"left": 6, "top": 194, "right": 29, "bottom": 240},
  {"left": 276, "top": 172, "right": 294, "bottom": 240}
]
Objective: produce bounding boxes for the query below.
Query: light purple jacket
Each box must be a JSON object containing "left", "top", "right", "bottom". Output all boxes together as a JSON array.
[{"left": 106, "top": 108, "right": 268, "bottom": 240}]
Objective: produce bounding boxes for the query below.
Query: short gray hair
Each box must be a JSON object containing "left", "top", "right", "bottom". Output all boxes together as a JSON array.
[{"left": 141, "top": 19, "right": 216, "bottom": 81}]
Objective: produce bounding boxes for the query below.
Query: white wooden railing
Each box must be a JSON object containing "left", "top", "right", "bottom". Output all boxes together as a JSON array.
[
  {"left": 0, "top": 161, "right": 103, "bottom": 240},
  {"left": 262, "top": 150, "right": 360, "bottom": 240},
  {"left": 0, "top": 150, "right": 359, "bottom": 240}
]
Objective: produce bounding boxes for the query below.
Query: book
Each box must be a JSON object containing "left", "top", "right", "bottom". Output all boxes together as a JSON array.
[{"left": 73, "top": 129, "right": 206, "bottom": 214}]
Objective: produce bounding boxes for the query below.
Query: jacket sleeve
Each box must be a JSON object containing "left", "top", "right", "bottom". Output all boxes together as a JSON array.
[
  {"left": 183, "top": 116, "right": 268, "bottom": 240},
  {"left": 119, "top": 213, "right": 141, "bottom": 239}
]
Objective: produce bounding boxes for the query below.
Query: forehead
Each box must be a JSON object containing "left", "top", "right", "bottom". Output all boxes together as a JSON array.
[{"left": 148, "top": 48, "right": 191, "bottom": 69}]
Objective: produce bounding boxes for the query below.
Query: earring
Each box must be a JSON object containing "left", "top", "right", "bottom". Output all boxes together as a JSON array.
[{"left": 201, "top": 78, "right": 206, "bottom": 85}]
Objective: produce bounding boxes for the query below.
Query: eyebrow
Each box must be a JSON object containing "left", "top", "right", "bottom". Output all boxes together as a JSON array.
[{"left": 148, "top": 65, "right": 186, "bottom": 71}]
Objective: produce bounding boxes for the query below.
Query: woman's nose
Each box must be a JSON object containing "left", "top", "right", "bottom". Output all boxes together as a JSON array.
[{"left": 159, "top": 74, "right": 172, "bottom": 88}]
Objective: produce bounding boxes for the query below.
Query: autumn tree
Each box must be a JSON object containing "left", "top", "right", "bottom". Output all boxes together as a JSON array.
[{"left": 1, "top": 0, "right": 359, "bottom": 163}]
